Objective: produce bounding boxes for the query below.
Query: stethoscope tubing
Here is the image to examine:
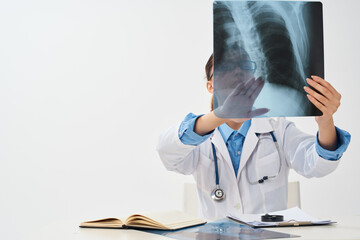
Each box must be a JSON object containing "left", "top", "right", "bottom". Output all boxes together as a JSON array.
[
  {"left": 211, "top": 131, "right": 282, "bottom": 201},
  {"left": 246, "top": 131, "right": 282, "bottom": 185},
  {"left": 211, "top": 142, "right": 220, "bottom": 186}
]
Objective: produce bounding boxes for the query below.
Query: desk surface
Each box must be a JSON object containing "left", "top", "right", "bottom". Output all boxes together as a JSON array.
[{"left": 25, "top": 216, "right": 360, "bottom": 240}]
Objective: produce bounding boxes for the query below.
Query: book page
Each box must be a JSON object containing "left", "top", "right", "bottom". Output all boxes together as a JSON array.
[
  {"left": 80, "top": 218, "right": 124, "bottom": 228},
  {"left": 125, "top": 211, "right": 205, "bottom": 230}
]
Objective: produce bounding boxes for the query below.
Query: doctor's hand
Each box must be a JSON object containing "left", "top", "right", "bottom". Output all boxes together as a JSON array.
[
  {"left": 303, "top": 75, "right": 341, "bottom": 125},
  {"left": 304, "top": 75, "right": 341, "bottom": 150},
  {"left": 213, "top": 77, "right": 269, "bottom": 121}
]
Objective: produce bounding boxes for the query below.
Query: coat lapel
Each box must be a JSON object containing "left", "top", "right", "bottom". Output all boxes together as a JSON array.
[
  {"left": 210, "top": 129, "right": 234, "bottom": 173},
  {"left": 211, "top": 128, "right": 244, "bottom": 213},
  {"left": 236, "top": 118, "right": 274, "bottom": 180}
]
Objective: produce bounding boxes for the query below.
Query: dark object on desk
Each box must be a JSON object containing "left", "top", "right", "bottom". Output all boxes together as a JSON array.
[
  {"left": 141, "top": 218, "right": 300, "bottom": 240},
  {"left": 261, "top": 214, "right": 284, "bottom": 222}
]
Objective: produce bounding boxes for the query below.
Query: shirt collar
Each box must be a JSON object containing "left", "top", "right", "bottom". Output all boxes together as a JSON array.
[{"left": 218, "top": 119, "right": 252, "bottom": 142}]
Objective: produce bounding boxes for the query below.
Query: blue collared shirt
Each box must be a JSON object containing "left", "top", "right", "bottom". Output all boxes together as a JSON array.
[
  {"left": 218, "top": 120, "right": 251, "bottom": 175},
  {"left": 178, "top": 113, "right": 351, "bottom": 176}
]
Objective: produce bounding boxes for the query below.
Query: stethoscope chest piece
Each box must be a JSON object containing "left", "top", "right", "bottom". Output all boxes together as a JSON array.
[
  {"left": 211, "top": 186, "right": 225, "bottom": 201},
  {"left": 211, "top": 143, "right": 225, "bottom": 201}
]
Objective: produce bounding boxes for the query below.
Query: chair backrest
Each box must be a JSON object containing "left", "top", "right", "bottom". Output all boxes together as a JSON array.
[
  {"left": 287, "top": 181, "right": 301, "bottom": 209},
  {"left": 183, "top": 181, "right": 301, "bottom": 216},
  {"left": 183, "top": 182, "right": 199, "bottom": 216}
]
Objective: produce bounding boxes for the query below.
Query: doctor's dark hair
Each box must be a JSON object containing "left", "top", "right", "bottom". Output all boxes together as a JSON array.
[
  {"left": 205, "top": 53, "right": 213, "bottom": 81},
  {"left": 205, "top": 53, "right": 214, "bottom": 111}
]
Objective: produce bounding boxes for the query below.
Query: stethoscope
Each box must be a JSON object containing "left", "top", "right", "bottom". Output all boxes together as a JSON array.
[{"left": 211, "top": 131, "right": 282, "bottom": 202}]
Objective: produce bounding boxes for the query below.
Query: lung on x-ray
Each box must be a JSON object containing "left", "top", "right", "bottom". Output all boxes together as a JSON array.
[{"left": 213, "top": 1, "right": 324, "bottom": 118}]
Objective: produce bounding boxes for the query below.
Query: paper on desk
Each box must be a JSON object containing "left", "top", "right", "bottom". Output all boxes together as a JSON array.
[{"left": 228, "top": 207, "right": 332, "bottom": 227}]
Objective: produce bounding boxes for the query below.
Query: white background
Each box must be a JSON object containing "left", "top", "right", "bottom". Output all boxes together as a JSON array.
[{"left": 0, "top": 0, "right": 359, "bottom": 239}]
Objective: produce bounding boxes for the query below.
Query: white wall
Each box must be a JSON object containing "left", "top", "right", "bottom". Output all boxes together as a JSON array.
[
  {"left": 0, "top": 0, "right": 359, "bottom": 239},
  {"left": 287, "top": 0, "right": 360, "bottom": 216}
]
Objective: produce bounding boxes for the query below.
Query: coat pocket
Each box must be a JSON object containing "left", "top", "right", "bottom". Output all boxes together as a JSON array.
[{"left": 246, "top": 151, "right": 280, "bottom": 184}]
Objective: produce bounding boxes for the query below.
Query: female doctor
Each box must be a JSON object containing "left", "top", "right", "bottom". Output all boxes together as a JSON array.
[{"left": 156, "top": 53, "right": 351, "bottom": 220}]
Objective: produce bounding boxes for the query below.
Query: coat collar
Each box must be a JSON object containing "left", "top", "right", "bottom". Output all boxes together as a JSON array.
[
  {"left": 210, "top": 129, "right": 234, "bottom": 173},
  {"left": 250, "top": 118, "right": 274, "bottom": 134}
]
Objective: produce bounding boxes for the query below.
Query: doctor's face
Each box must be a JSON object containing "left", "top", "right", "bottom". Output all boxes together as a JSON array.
[
  {"left": 215, "top": 49, "right": 255, "bottom": 88},
  {"left": 213, "top": 48, "right": 257, "bottom": 102}
]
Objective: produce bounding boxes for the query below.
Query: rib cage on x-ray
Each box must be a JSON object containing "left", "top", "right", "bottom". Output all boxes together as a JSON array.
[
  {"left": 213, "top": 1, "right": 324, "bottom": 116},
  {"left": 215, "top": 1, "right": 310, "bottom": 90}
]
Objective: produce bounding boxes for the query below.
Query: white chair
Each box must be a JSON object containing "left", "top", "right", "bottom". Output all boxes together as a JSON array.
[
  {"left": 183, "top": 182, "right": 200, "bottom": 216},
  {"left": 287, "top": 181, "right": 301, "bottom": 209},
  {"left": 183, "top": 181, "right": 301, "bottom": 216}
]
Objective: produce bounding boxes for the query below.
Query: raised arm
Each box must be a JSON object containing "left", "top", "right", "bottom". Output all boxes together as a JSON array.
[{"left": 304, "top": 75, "right": 341, "bottom": 150}]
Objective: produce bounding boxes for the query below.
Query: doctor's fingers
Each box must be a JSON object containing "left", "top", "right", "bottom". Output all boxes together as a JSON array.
[
  {"left": 245, "top": 77, "right": 263, "bottom": 97},
  {"left": 249, "top": 78, "right": 265, "bottom": 100},
  {"left": 305, "top": 80, "right": 340, "bottom": 112},
  {"left": 240, "top": 77, "right": 256, "bottom": 95},
  {"left": 306, "top": 94, "right": 339, "bottom": 116},
  {"left": 306, "top": 77, "right": 341, "bottom": 103},
  {"left": 311, "top": 75, "right": 342, "bottom": 98},
  {"left": 304, "top": 86, "right": 330, "bottom": 106},
  {"left": 305, "top": 79, "right": 341, "bottom": 108},
  {"left": 231, "top": 81, "right": 246, "bottom": 96}
]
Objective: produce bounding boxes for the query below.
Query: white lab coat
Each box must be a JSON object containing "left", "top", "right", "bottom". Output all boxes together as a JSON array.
[{"left": 157, "top": 117, "right": 340, "bottom": 220}]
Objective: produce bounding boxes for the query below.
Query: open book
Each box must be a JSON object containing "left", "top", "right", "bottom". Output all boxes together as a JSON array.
[
  {"left": 79, "top": 211, "right": 206, "bottom": 230},
  {"left": 228, "top": 207, "right": 333, "bottom": 228}
]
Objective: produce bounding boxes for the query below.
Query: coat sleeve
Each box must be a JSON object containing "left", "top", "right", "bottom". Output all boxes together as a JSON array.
[
  {"left": 156, "top": 123, "right": 201, "bottom": 175},
  {"left": 276, "top": 118, "right": 340, "bottom": 178}
]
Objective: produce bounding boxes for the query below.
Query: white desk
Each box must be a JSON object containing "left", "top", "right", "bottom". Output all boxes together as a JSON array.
[{"left": 25, "top": 216, "right": 360, "bottom": 240}]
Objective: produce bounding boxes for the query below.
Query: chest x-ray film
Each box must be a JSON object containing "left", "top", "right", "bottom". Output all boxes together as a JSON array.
[
  {"left": 213, "top": 1, "right": 324, "bottom": 118},
  {"left": 141, "top": 218, "right": 299, "bottom": 240}
]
